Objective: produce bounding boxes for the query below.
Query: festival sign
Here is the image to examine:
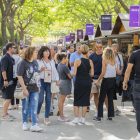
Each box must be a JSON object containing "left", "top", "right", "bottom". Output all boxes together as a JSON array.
[
  {"left": 77, "top": 29, "right": 83, "bottom": 39},
  {"left": 70, "top": 33, "right": 75, "bottom": 41},
  {"left": 65, "top": 35, "right": 70, "bottom": 42},
  {"left": 129, "top": 5, "right": 139, "bottom": 27},
  {"left": 86, "top": 24, "right": 94, "bottom": 35},
  {"left": 101, "top": 15, "right": 112, "bottom": 30}
]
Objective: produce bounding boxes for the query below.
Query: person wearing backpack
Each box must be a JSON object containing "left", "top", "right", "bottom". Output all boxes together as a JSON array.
[{"left": 111, "top": 44, "right": 124, "bottom": 115}]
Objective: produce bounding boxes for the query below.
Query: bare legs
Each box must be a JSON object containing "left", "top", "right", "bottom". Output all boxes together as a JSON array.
[
  {"left": 3, "top": 99, "right": 11, "bottom": 116},
  {"left": 74, "top": 106, "right": 87, "bottom": 118},
  {"left": 59, "top": 95, "right": 67, "bottom": 117}
]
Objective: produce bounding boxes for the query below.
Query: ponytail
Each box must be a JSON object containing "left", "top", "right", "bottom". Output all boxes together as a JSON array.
[{"left": 55, "top": 52, "right": 67, "bottom": 64}]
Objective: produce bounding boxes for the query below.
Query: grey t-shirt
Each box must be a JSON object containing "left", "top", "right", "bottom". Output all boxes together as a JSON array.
[
  {"left": 17, "top": 59, "right": 39, "bottom": 92},
  {"left": 57, "top": 63, "right": 70, "bottom": 80}
]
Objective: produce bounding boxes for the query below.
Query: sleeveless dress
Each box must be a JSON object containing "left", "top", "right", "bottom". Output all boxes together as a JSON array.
[{"left": 74, "top": 58, "right": 92, "bottom": 106}]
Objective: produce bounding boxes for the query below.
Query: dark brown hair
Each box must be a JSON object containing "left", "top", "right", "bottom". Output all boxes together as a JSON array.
[
  {"left": 55, "top": 52, "right": 67, "bottom": 63},
  {"left": 37, "top": 46, "right": 51, "bottom": 60}
]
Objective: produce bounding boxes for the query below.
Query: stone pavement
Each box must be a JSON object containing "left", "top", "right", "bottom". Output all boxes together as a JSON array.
[{"left": 0, "top": 96, "right": 138, "bottom": 140}]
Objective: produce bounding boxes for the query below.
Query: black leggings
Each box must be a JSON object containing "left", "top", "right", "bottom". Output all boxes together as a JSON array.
[{"left": 98, "top": 78, "right": 115, "bottom": 118}]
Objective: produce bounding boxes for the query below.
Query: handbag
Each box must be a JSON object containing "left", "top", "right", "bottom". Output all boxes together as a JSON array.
[
  {"left": 14, "top": 72, "right": 34, "bottom": 99},
  {"left": 51, "top": 81, "right": 60, "bottom": 93}
]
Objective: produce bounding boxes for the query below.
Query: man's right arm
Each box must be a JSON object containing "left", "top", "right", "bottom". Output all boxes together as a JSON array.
[{"left": 70, "top": 54, "right": 75, "bottom": 67}]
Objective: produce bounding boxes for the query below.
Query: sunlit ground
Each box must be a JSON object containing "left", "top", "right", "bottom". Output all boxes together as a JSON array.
[{"left": 0, "top": 96, "right": 137, "bottom": 140}]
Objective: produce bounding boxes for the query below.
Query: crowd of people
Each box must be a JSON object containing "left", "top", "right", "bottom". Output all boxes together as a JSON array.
[{"left": 0, "top": 41, "right": 140, "bottom": 139}]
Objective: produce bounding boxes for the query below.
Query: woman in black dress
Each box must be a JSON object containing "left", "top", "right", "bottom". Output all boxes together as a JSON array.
[{"left": 72, "top": 44, "right": 94, "bottom": 124}]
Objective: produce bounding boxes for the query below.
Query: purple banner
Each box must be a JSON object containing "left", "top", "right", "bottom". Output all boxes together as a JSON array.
[
  {"left": 139, "top": 2, "right": 140, "bottom": 26},
  {"left": 59, "top": 39, "right": 63, "bottom": 44},
  {"left": 65, "top": 35, "right": 70, "bottom": 42},
  {"left": 53, "top": 42, "right": 56, "bottom": 44},
  {"left": 86, "top": 24, "right": 94, "bottom": 35},
  {"left": 129, "top": 5, "right": 139, "bottom": 27},
  {"left": 101, "top": 15, "right": 112, "bottom": 30},
  {"left": 20, "top": 40, "right": 24, "bottom": 47},
  {"left": 70, "top": 33, "right": 75, "bottom": 41},
  {"left": 77, "top": 29, "right": 83, "bottom": 39}
]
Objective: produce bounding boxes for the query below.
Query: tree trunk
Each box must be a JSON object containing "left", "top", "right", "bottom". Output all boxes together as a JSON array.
[
  {"left": 9, "top": 15, "right": 15, "bottom": 43},
  {"left": 19, "top": 29, "right": 24, "bottom": 40},
  {"left": 1, "top": 16, "right": 7, "bottom": 46}
]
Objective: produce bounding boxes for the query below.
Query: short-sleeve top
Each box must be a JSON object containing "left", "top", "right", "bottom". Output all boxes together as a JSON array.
[{"left": 57, "top": 63, "right": 71, "bottom": 81}]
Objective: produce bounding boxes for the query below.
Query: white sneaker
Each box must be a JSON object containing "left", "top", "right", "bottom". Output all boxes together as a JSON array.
[
  {"left": 136, "top": 133, "right": 140, "bottom": 140},
  {"left": 72, "top": 118, "right": 79, "bottom": 124},
  {"left": 22, "top": 122, "right": 28, "bottom": 131},
  {"left": 94, "top": 111, "right": 98, "bottom": 117},
  {"left": 79, "top": 118, "right": 85, "bottom": 124},
  {"left": 30, "top": 124, "right": 43, "bottom": 132}
]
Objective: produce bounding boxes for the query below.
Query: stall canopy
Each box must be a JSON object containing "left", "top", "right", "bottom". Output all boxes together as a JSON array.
[{"left": 95, "top": 23, "right": 114, "bottom": 37}]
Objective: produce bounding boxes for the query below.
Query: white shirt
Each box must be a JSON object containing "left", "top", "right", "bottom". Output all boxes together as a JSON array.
[
  {"left": 115, "top": 54, "right": 124, "bottom": 71},
  {"left": 12, "top": 55, "right": 22, "bottom": 78},
  {"left": 37, "top": 59, "right": 59, "bottom": 81}
]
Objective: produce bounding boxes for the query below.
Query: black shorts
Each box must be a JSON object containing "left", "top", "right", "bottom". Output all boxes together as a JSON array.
[{"left": 2, "top": 85, "right": 14, "bottom": 99}]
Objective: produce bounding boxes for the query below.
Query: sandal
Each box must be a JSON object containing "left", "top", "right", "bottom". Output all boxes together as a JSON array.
[
  {"left": 8, "top": 105, "right": 15, "bottom": 110},
  {"left": 15, "top": 105, "right": 19, "bottom": 110},
  {"left": 130, "top": 109, "right": 136, "bottom": 113},
  {"left": 44, "top": 119, "right": 51, "bottom": 126}
]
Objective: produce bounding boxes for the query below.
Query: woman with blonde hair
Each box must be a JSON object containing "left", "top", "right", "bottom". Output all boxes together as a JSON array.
[
  {"left": 17, "top": 47, "right": 43, "bottom": 132},
  {"left": 93, "top": 48, "right": 120, "bottom": 122},
  {"left": 56, "top": 52, "right": 73, "bottom": 122},
  {"left": 72, "top": 44, "right": 94, "bottom": 124}
]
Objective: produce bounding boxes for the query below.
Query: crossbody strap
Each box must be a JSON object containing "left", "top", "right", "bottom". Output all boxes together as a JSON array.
[
  {"left": 117, "top": 53, "right": 121, "bottom": 70},
  {"left": 81, "top": 59, "right": 91, "bottom": 78}
]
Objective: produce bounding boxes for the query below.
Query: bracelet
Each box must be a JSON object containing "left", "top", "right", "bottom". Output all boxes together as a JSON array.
[{"left": 123, "top": 83, "right": 127, "bottom": 85}]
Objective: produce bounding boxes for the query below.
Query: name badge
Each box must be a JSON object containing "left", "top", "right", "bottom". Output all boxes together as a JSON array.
[{"left": 44, "top": 69, "right": 52, "bottom": 83}]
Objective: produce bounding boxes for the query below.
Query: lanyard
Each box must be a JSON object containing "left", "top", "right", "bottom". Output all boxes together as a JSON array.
[{"left": 7, "top": 53, "right": 15, "bottom": 65}]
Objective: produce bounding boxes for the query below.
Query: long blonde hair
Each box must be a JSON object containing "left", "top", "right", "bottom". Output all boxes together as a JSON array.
[{"left": 102, "top": 47, "right": 115, "bottom": 61}]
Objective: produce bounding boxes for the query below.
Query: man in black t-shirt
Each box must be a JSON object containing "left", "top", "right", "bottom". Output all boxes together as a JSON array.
[
  {"left": 123, "top": 48, "right": 140, "bottom": 139},
  {"left": 1, "top": 42, "right": 16, "bottom": 121},
  {"left": 89, "top": 40, "right": 108, "bottom": 117}
]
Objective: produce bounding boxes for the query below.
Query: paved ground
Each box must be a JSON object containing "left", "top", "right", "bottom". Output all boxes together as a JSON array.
[{"left": 0, "top": 96, "right": 138, "bottom": 140}]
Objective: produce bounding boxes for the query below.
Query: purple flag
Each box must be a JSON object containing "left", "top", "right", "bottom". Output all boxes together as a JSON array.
[
  {"left": 70, "top": 33, "right": 75, "bottom": 41},
  {"left": 65, "top": 35, "right": 70, "bottom": 42},
  {"left": 129, "top": 5, "right": 139, "bottom": 27},
  {"left": 77, "top": 29, "right": 83, "bottom": 39},
  {"left": 101, "top": 15, "right": 112, "bottom": 30},
  {"left": 139, "top": 2, "right": 140, "bottom": 26},
  {"left": 59, "top": 39, "right": 63, "bottom": 44},
  {"left": 86, "top": 24, "right": 94, "bottom": 35},
  {"left": 20, "top": 40, "right": 24, "bottom": 47}
]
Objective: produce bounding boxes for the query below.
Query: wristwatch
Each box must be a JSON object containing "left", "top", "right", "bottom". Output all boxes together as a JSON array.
[{"left": 4, "top": 79, "right": 8, "bottom": 81}]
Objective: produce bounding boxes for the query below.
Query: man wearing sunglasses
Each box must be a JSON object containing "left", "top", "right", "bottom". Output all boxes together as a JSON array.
[
  {"left": 89, "top": 40, "right": 108, "bottom": 117},
  {"left": 1, "top": 42, "right": 17, "bottom": 121}
]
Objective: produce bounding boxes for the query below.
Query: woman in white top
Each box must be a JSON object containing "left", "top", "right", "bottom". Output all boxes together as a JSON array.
[
  {"left": 37, "top": 46, "right": 59, "bottom": 125},
  {"left": 94, "top": 48, "right": 120, "bottom": 122}
]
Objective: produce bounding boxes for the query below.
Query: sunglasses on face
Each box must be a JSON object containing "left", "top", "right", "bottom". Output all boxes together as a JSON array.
[
  {"left": 96, "top": 46, "right": 102, "bottom": 49},
  {"left": 12, "top": 47, "right": 17, "bottom": 49}
]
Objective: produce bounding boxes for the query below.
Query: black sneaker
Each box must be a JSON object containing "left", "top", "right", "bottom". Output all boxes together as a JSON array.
[
  {"left": 107, "top": 118, "right": 112, "bottom": 122},
  {"left": 93, "top": 118, "right": 101, "bottom": 122},
  {"left": 57, "top": 111, "right": 60, "bottom": 116},
  {"left": 49, "top": 112, "right": 53, "bottom": 116}
]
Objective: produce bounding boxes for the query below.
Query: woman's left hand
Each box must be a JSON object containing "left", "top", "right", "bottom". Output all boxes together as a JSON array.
[
  {"left": 94, "top": 80, "right": 99, "bottom": 86},
  {"left": 56, "top": 81, "right": 59, "bottom": 86}
]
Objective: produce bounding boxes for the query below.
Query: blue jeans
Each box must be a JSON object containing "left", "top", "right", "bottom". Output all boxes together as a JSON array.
[
  {"left": 73, "top": 75, "right": 76, "bottom": 86},
  {"left": 37, "top": 79, "right": 52, "bottom": 119},
  {"left": 22, "top": 92, "right": 39, "bottom": 126},
  {"left": 28, "top": 102, "right": 31, "bottom": 117}
]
